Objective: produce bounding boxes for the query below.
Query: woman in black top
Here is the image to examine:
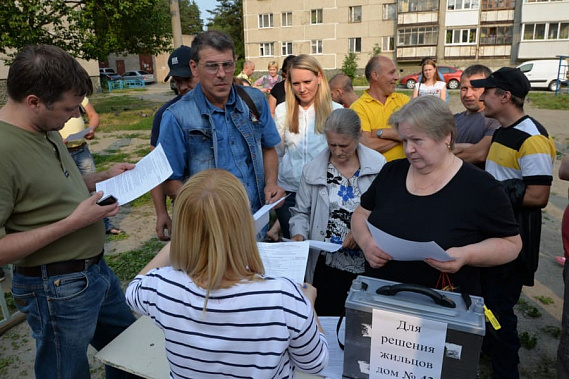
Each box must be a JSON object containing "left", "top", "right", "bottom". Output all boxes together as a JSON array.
[{"left": 351, "top": 96, "right": 521, "bottom": 295}]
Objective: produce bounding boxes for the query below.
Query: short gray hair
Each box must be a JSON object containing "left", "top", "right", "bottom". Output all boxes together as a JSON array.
[
  {"left": 324, "top": 108, "right": 362, "bottom": 141},
  {"left": 389, "top": 96, "right": 456, "bottom": 149}
]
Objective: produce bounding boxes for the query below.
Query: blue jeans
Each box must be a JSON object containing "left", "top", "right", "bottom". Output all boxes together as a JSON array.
[
  {"left": 69, "top": 144, "right": 112, "bottom": 232},
  {"left": 69, "top": 143, "right": 96, "bottom": 175},
  {"left": 11, "top": 258, "right": 136, "bottom": 379}
]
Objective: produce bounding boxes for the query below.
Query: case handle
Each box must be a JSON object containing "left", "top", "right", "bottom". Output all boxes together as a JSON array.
[{"left": 376, "top": 283, "right": 456, "bottom": 308}]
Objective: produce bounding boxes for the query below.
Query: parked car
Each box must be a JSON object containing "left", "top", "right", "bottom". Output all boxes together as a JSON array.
[
  {"left": 99, "top": 67, "right": 122, "bottom": 81},
  {"left": 517, "top": 59, "right": 568, "bottom": 92},
  {"left": 399, "top": 66, "right": 463, "bottom": 90},
  {"left": 122, "top": 70, "right": 156, "bottom": 84}
]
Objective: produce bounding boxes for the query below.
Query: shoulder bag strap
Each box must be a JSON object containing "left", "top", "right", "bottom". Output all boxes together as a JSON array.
[{"left": 235, "top": 84, "right": 260, "bottom": 120}]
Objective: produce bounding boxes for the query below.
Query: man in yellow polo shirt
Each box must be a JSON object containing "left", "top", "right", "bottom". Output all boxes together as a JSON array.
[{"left": 351, "top": 56, "right": 409, "bottom": 162}]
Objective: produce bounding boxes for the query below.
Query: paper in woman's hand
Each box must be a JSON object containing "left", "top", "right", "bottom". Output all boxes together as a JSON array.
[{"left": 366, "top": 221, "right": 455, "bottom": 261}]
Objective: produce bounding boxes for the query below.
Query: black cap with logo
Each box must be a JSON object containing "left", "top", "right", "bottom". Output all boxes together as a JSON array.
[
  {"left": 470, "top": 67, "right": 531, "bottom": 98},
  {"left": 164, "top": 45, "right": 193, "bottom": 82}
]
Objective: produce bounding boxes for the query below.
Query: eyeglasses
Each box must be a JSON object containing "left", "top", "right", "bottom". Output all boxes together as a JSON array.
[{"left": 199, "top": 61, "right": 236, "bottom": 74}]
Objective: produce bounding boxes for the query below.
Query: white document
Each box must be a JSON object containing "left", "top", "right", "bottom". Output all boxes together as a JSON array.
[
  {"left": 257, "top": 241, "right": 309, "bottom": 283},
  {"left": 65, "top": 127, "right": 92, "bottom": 142},
  {"left": 366, "top": 221, "right": 454, "bottom": 262},
  {"left": 253, "top": 195, "right": 287, "bottom": 235},
  {"left": 370, "top": 309, "right": 446, "bottom": 379},
  {"left": 282, "top": 238, "right": 342, "bottom": 253},
  {"left": 95, "top": 144, "right": 173, "bottom": 205}
]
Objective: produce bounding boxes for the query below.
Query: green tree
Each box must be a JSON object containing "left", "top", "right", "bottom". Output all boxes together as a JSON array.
[
  {"left": 180, "top": 0, "right": 204, "bottom": 35},
  {"left": 371, "top": 43, "right": 382, "bottom": 57},
  {"left": 0, "top": 0, "right": 172, "bottom": 62},
  {"left": 206, "top": 0, "right": 244, "bottom": 62},
  {"left": 342, "top": 52, "right": 359, "bottom": 80}
]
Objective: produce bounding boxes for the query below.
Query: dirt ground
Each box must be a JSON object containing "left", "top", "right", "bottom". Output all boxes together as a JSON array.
[{"left": 0, "top": 84, "right": 568, "bottom": 378}]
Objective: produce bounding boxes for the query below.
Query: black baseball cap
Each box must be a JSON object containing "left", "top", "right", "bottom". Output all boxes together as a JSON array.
[
  {"left": 470, "top": 67, "right": 531, "bottom": 98},
  {"left": 164, "top": 45, "right": 193, "bottom": 82}
]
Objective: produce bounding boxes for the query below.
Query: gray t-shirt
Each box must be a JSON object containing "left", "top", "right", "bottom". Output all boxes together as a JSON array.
[{"left": 454, "top": 110, "right": 500, "bottom": 144}]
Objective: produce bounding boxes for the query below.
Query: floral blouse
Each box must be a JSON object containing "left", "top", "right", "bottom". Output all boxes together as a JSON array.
[{"left": 323, "top": 163, "right": 365, "bottom": 274}]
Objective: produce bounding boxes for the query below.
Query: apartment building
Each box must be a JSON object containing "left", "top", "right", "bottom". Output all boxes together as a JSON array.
[{"left": 242, "top": 0, "right": 569, "bottom": 75}]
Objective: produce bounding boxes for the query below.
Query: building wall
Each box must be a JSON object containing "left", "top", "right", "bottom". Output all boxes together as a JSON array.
[{"left": 243, "top": 0, "right": 569, "bottom": 76}]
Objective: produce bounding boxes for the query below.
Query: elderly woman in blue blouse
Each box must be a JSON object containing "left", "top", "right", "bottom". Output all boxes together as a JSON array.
[{"left": 289, "top": 108, "right": 386, "bottom": 316}]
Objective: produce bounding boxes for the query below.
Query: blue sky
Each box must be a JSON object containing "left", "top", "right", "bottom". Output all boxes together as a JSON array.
[{"left": 194, "top": 0, "right": 217, "bottom": 25}]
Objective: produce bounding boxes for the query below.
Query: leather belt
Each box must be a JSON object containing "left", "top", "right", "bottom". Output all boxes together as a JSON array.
[
  {"left": 67, "top": 142, "right": 87, "bottom": 152},
  {"left": 14, "top": 252, "right": 104, "bottom": 277}
]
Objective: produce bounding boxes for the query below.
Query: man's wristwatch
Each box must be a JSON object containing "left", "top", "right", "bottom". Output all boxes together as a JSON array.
[{"left": 376, "top": 129, "right": 383, "bottom": 138}]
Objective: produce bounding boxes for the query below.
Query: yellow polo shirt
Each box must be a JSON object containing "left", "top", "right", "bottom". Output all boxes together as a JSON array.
[
  {"left": 59, "top": 97, "right": 90, "bottom": 148},
  {"left": 351, "top": 90, "right": 409, "bottom": 162}
]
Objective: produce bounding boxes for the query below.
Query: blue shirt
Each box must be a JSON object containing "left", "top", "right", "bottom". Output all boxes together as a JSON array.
[
  {"left": 207, "top": 91, "right": 259, "bottom": 209},
  {"left": 157, "top": 84, "right": 280, "bottom": 213}
]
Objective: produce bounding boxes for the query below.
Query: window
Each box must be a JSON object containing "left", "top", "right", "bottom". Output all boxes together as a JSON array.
[
  {"left": 311, "top": 9, "right": 323, "bottom": 24},
  {"left": 397, "top": 27, "right": 438, "bottom": 46},
  {"left": 445, "top": 28, "right": 477, "bottom": 44},
  {"left": 281, "top": 42, "right": 293, "bottom": 55},
  {"left": 523, "top": 22, "right": 569, "bottom": 40},
  {"left": 349, "top": 6, "right": 362, "bottom": 22},
  {"left": 523, "top": 23, "right": 546, "bottom": 40},
  {"left": 479, "top": 26, "right": 513, "bottom": 44},
  {"left": 447, "top": 0, "right": 479, "bottom": 10},
  {"left": 383, "top": 4, "right": 396, "bottom": 19},
  {"left": 259, "top": 43, "right": 274, "bottom": 56},
  {"left": 481, "top": 0, "right": 515, "bottom": 9},
  {"left": 349, "top": 38, "right": 362, "bottom": 53},
  {"left": 397, "top": 0, "right": 438, "bottom": 13},
  {"left": 258, "top": 14, "right": 273, "bottom": 28},
  {"left": 382, "top": 36, "right": 395, "bottom": 51},
  {"left": 281, "top": 12, "right": 292, "bottom": 26},
  {"left": 311, "top": 40, "right": 323, "bottom": 54}
]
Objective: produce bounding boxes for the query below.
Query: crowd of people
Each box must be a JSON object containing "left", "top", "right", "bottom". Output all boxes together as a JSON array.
[{"left": 0, "top": 29, "right": 564, "bottom": 378}]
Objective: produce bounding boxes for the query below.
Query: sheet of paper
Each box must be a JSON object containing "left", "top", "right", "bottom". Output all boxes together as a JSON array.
[
  {"left": 282, "top": 238, "right": 342, "bottom": 253},
  {"left": 253, "top": 195, "right": 287, "bottom": 235},
  {"left": 95, "top": 144, "right": 173, "bottom": 205},
  {"left": 257, "top": 241, "right": 309, "bottom": 283},
  {"left": 366, "top": 221, "right": 454, "bottom": 262},
  {"left": 65, "top": 127, "right": 92, "bottom": 142},
  {"left": 370, "top": 309, "right": 446, "bottom": 379}
]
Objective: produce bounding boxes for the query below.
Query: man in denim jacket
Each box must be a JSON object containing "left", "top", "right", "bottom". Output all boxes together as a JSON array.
[{"left": 158, "top": 31, "right": 283, "bottom": 213}]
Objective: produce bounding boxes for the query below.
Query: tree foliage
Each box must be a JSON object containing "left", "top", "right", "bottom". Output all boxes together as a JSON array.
[
  {"left": 206, "top": 0, "right": 244, "bottom": 61},
  {"left": 0, "top": 0, "right": 172, "bottom": 62},
  {"left": 342, "top": 52, "right": 359, "bottom": 80},
  {"left": 180, "top": 0, "right": 203, "bottom": 35}
]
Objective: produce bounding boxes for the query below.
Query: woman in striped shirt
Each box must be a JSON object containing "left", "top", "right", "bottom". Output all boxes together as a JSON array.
[{"left": 125, "top": 169, "right": 328, "bottom": 378}]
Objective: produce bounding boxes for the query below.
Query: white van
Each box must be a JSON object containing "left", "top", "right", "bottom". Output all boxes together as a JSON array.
[{"left": 517, "top": 59, "right": 568, "bottom": 92}]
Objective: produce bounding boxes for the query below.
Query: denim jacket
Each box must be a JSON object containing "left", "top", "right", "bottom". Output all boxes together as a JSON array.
[{"left": 158, "top": 84, "right": 280, "bottom": 212}]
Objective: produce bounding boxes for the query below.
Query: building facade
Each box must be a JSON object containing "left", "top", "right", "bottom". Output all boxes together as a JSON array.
[{"left": 243, "top": 0, "right": 569, "bottom": 75}]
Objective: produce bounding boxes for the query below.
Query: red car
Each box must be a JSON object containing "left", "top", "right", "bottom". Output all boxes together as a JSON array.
[{"left": 400, "top": 65, "right": 463, "bottom": 90}]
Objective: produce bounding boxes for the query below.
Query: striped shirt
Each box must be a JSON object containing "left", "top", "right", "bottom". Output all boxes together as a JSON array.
[
  {"left": 125, "top": 267, "right": 328, "bottom": 378},
  {"left": 486, "top": 115, "right": 555, "bottom": 184}
]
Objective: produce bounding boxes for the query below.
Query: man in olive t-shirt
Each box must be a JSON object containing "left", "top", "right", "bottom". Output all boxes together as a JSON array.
[{"left": 0, "top": 45, "right": 137, "bottom": 378}]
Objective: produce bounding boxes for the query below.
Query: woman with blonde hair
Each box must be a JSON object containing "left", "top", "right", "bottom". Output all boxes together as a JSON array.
[
  {"left": 412, "top": 58, "right": 447, "bottom": 101},
  {"left": 254, "top": 60, "right": 282, "bottom": 94},
  {"left": 274, "top": 54, "right": 342, "bottom": 239},
  {"left": 125, "top": 169, "right": 328, "bottom": 378}
]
